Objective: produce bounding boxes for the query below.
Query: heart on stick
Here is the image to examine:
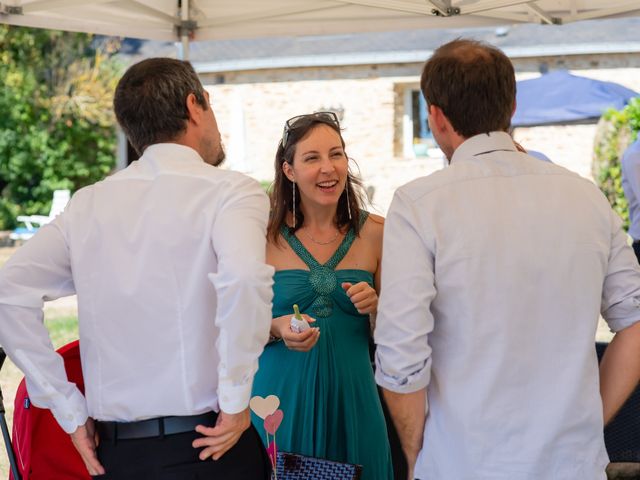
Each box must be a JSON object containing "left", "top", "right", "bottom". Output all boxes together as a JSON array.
[
  {"left": 267, "top": 439, "right": 278, "bottom": 462},
  {"left": 250, "top": 395, "right": 280, "bottom": 419},
  {"left": 264, "top": 409, "right": 284, "bottom": 435}
]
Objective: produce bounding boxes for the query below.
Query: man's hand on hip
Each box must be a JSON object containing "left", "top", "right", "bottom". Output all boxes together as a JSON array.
[
  {"left": 70, "top": 418, "right": 105, "bottom": 476},
  {"left": 193, "top": 408, "right": 251, "bottom": 460}
]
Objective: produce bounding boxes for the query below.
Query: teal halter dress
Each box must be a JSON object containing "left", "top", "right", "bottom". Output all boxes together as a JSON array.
[{"left": 251, "top": 213, "right": 393, "bottom": 479}]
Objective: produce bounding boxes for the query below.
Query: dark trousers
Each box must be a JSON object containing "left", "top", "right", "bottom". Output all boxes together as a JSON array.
[
  {"left": 633, "top": 240, "right": 640, "bottom": 265},
  {"left": 92, "top": 424, "right": 271, "bottom": 480}
]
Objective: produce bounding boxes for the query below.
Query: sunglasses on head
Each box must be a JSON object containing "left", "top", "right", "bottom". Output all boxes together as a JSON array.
[{"left": 281, "top": 111, "right": 340, "bottom": 148}]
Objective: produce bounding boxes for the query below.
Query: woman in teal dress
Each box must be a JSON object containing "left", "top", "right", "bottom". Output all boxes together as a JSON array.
[{"left": 251, "top": 112, "right": 393, "bottom": 479}]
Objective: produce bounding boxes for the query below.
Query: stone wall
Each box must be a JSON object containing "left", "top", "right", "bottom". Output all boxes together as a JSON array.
[{"left": 203, "top": 53, "right": 640, "bottom": 214}]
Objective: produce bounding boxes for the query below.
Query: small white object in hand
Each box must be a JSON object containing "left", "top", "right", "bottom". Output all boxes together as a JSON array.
[
  {"left": 290, "top": 304, "right": 311, "bottom": 333},
  {"left": 290, "top": 316, "right": 310, "bottom": 333}
]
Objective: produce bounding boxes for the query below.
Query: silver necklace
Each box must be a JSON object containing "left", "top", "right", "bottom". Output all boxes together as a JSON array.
[{"left": 302, "top": 227, "right": 340, "bottom": 245}]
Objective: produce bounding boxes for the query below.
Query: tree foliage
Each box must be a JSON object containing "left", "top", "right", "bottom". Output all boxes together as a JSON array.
[
  {"left": 0, "top": 26, "right": 123, "bottom": 229},
  {"left": 592, "top": 97, "right": 640, "bottom": 231}
]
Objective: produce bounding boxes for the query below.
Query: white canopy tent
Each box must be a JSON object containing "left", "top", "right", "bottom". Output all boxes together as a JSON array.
[{"left": 1, "top": 1, "right": 639, "bottom": 59}]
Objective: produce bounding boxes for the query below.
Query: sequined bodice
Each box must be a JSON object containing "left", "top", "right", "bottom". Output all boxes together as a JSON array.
[{"left": 279, "top": 212, "right": 369, "bottom": 317}]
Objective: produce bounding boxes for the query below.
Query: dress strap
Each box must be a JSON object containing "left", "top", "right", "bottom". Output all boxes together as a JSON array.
[
  {"left": 280, "top": 225, "right": 320, "bottom": 269},
  {"left": 279, "top": 211, "right": 369, "bottom": 271},
  {"left": 324, "top": 211, "right": 369, "bottom": 269}
]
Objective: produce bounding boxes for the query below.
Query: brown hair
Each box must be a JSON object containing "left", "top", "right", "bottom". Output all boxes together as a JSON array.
[
  {"left": 420, "top": 39, "right": 516, "bottom": 138},
  {"left": 267, "top": 117, "right": 365, "bottom": 244},
  {"left": 114, "top": 57, "right": 208, "bottom": 155}
]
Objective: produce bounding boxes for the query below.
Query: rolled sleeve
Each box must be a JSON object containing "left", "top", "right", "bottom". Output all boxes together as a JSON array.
[
  {"left": 601, "top": 209, "right": 640, "bottom": 332},
  {"left": 375, "top": 189, "right": 436, "bottom": 394},
  {"left": 209, "top": 177, "right": 274, "bottom": 413}
]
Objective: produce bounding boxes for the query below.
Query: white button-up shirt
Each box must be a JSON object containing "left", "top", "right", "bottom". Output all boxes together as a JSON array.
[
  {"left": 0, "top": 143, "right": 274, "bottom": 433},
  {"left": 375, "top": 132, "right": 640, "bottom": 480}
]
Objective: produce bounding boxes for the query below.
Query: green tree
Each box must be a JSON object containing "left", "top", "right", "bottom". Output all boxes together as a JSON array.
[
  {"left": 0, "top": 26, "right": 123, "bottom": 229},
  {"left": 592, "top": 97, "right": 640, "bottom": 230}
]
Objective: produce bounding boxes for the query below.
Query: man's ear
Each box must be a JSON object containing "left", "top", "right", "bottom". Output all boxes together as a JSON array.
[
  {"left": 185, "top": 93, "right": 204, "bottom": 125},
  {"left": 430, "top": 104, "right": 460, "bottom": 138},
  {"left": 429, "top": 104, "right": 447, "bottom": 133}
]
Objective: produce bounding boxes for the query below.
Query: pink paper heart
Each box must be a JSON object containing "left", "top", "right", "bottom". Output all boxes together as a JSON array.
[
  {"left": 264, "top": 409, "right": 284, "bottom": 435},
  {"left": 267, "top": 439, "right": 277, "bottom": 466}
]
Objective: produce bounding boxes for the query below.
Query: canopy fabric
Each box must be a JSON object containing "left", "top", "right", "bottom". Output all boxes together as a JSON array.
[
  {"left": 512, "top": 70, "right": 639, "bottom": 127},
  {"left": 1, "top": 1, "right": 639, "bottom": 42}
]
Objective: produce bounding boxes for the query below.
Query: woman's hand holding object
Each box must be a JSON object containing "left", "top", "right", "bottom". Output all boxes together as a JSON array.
[{"left": 271, "top": 312, "right": 319, "bottom": 352}]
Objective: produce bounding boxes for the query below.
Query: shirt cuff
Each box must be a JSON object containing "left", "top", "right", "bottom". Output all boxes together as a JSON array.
[
  {"left": 607, "top": 314, "right": 640, "bottom": 333},
  {"left": 218, "top": 381, "right": 253, "bottom": 414},
  {"left": 50, "top": 388, "right": 90, "bottom": 434},
  {"left": 375, "top": 356, "right": 431, "bottom": 394},
  {"left": 605, "top": 296, "right": 640, "bottom": 332}
]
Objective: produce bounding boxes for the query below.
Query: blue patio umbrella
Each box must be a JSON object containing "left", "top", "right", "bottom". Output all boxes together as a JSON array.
[{"left": 512, "top": 70, "right": 638, "bottom": 127}]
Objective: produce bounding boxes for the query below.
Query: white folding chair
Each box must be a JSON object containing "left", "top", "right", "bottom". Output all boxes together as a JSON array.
[{"left": 9, "top": 189, "right": 70, "bottom": 241}]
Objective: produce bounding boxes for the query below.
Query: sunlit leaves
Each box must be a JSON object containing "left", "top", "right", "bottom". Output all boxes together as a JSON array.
[
  {"left": 593, "top": 98, "right": 640, "bottom": 231},
  {"left": 0, "top": 26, "right": 123, "bottom": 229}
]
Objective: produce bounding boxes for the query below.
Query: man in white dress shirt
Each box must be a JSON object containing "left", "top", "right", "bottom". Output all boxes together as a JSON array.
[
  {"left": 375, "top": 39, "right": 640, "bottom": 480},
  {"left": 0, "top": 58, "right": 273, "bottom": 478}
]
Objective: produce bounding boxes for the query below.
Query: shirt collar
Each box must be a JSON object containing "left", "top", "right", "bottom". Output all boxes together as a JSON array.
[
  {"left": 141, "top": 143, "right": 206, "bottom": 167},
  {"left": 450, "top": 131, "right": 517, "bottom": 165}
]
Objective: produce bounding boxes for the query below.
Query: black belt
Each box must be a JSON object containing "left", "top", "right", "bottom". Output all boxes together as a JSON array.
[{"left": 97, "top": 411, "right": 217, "bottom": 441}]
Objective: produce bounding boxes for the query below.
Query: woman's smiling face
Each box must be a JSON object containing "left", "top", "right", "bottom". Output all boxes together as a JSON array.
[{"left": 283, "top": 123, "right": 348, "bottom": 210}]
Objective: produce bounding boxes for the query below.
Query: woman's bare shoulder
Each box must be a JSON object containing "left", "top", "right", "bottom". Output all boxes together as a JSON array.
[
  {"left": 364, "top": 213, "right": 384, "bottom": 237},
  {"left": 367, "top": 212, "right": 384, "bottom": 226},
  {"left": 266, "top": 236, "right": 290, "bottom": 263},
  {"left": 360, "top": 212, "right": 384, "bottom": 252},
  {"left": 267, "top": 235, "right": 309, "bottom": 271}
]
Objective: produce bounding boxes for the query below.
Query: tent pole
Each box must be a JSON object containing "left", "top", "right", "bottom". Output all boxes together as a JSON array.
[{"left": 180, "top": 0, "right": 190, "bottom": 61}]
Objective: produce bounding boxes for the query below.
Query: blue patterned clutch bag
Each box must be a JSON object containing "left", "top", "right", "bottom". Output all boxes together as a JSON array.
[{"left": 275, "top": 451, "right": 363, "bottom": 479}]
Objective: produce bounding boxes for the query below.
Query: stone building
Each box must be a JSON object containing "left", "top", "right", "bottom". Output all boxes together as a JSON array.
[{"left": 127, "top": 17, "right": 640, "bottom": 214}]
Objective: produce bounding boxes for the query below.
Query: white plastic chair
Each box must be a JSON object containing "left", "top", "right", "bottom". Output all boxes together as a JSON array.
[{"left": 10, "top": 189, "right": 71, "bottom": 241}]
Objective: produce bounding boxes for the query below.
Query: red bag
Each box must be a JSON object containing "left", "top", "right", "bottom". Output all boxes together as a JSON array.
[{"left": 10, "top": 340, "right": 90, "bottom": 480}]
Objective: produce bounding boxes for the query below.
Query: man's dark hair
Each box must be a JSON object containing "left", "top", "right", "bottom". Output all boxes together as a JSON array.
[
  {"left": 420, "top": 39, "right": 516, "bottom": 138},
  {"left": 114, "top": 58, "right": 208, "bottom": 155}
]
